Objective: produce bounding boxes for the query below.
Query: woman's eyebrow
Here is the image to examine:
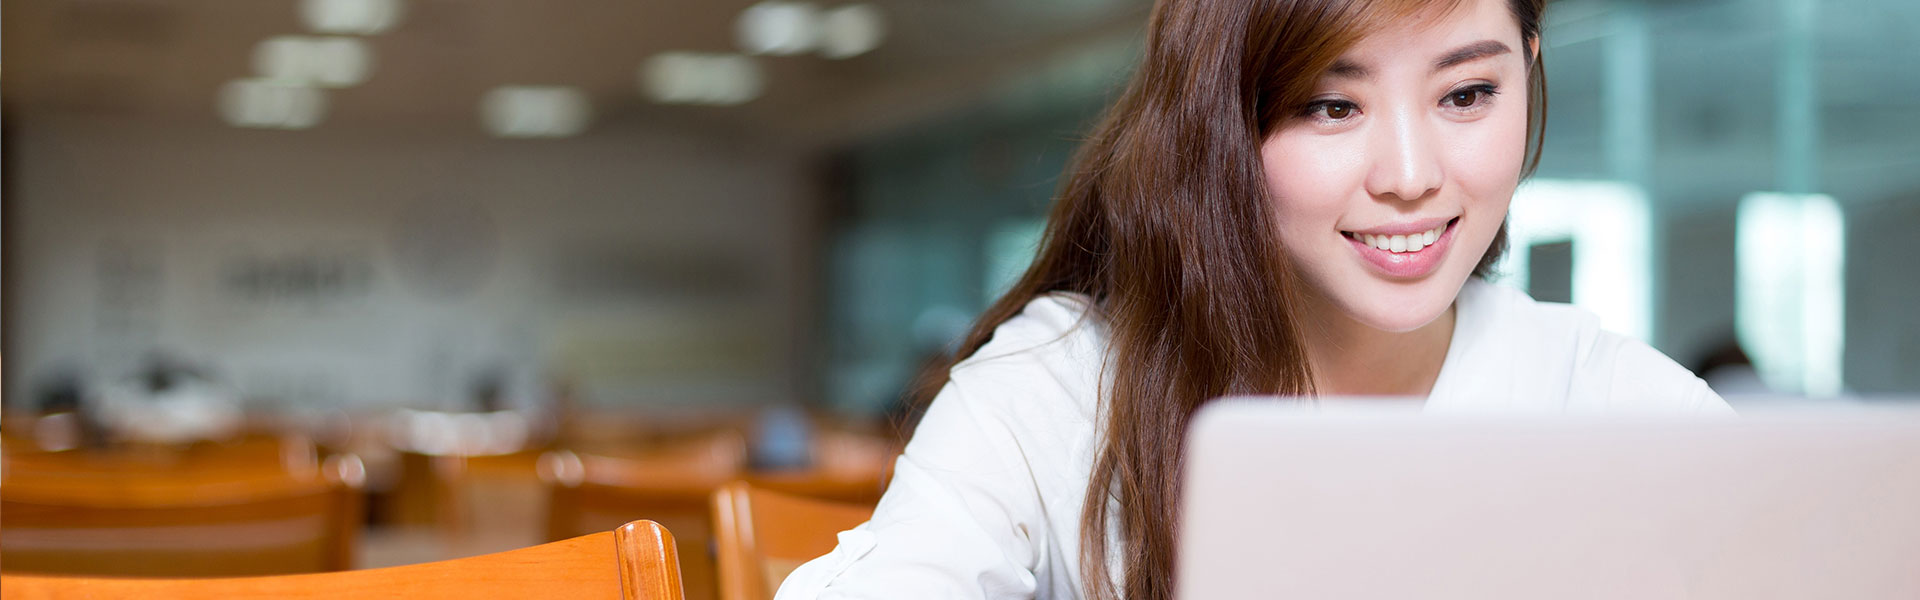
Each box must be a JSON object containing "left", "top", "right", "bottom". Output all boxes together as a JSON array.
[
  {"left": 1325, "top": 40, "right": 1512, "bottom": 81},
  {"left": 1431, "top": 40, "right": 1511, "bottom": 73}
]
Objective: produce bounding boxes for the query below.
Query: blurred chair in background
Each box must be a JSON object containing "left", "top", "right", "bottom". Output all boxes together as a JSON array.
[
  {"left": 541, "top": 431, "right": 748, "bottom": 600},
  {"left": 373, "top": 409, "right": 554, "bottom": 564},
  {"left": 87, "top": 353, "right": 243, "bottom": 447},
  {"left": 746, "top": 430, "right": 895, "bottom": 506},
  {"left": 540, "top": 422, "right": 899, "bottom": 600},
  {"left": 1, "top": 432, "right": 321, "bottom": 475},
  {"left": 0, "top": 519, "right": 686, "bottom": 600},
  {"left": 0, "top": 436, "right": 365, "bottom": 577},
  {"left": 6, "top": 371, "right": 111, "bottom": 453},
  {"left": 710, "top": 481, "right": 875, "bottom": 600}
]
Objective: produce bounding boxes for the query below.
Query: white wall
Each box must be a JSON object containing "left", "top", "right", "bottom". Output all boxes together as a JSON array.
[{"left": 7, "top": 112, "right": 815, "bottom": 414}]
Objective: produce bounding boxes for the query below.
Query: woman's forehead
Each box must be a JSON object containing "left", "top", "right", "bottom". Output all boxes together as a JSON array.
[{"left": 1333, "top": 0, "right": 1522, "bottom": 72}]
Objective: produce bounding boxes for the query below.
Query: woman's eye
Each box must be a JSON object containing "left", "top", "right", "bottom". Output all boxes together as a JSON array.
[
  {"left": 1307, "top": 101, "right": 1357, "bottom": 121},
  {"left": 1442, "top": 85, "right": 1499, "bottom": 110}
]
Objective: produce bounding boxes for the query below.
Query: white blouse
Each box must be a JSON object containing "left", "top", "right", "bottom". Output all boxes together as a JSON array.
[{"left": 775, "top": 279, "right": 1731, "bottom": 600}]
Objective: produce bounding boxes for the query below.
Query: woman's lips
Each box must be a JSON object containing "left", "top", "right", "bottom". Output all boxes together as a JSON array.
[{"left": 1342, "top": 217, "right": 1459, "bottom": 279}]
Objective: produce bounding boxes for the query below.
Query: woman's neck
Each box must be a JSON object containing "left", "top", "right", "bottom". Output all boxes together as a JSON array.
[{"left": 1299, "top": 292, "right": 1457, "bottom": 398}]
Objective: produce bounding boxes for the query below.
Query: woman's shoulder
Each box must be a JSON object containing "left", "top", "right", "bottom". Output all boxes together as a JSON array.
[
  {"left": 783, "top": 293, "right": 1108, "bottom": 600},
  {"left": 1451, "top": 280, "right": 1728, "bottom": 413},
  {"left": 958, "top": 292, "right": 1103, "bottom": 362},
  {"left": 953, "top": 292, "right": 1106, "bottom": 374},
  {"left": 945, "top": 292, "right": 1110, "bottom": 423}
]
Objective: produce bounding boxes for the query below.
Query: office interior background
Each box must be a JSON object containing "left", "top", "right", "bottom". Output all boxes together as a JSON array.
[{"left": 1, "top": 0, "right": 1917, "bottom": 580}]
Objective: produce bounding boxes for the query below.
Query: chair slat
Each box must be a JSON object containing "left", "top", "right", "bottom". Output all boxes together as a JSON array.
[
  {"left": 2, "top": 451, "right": 364, "bottom": 576},
  {"left": 710, "top": 482, "right": 874, "bottom": 600},
  {"left": 0, "top": 520, "right": 685, "bottom": 600}
]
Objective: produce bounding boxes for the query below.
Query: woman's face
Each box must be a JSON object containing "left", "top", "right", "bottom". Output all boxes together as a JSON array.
[{"left": 1261, "top": 0, "right": 1532, "bottom": 333}]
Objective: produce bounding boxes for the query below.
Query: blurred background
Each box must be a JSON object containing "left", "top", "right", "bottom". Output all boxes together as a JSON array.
[{"left": 1, "top": 0, "right": 1916, "bottom": 593}]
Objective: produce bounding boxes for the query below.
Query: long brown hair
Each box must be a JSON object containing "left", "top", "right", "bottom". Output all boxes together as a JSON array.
[{"left": 912, "top": 0, "right": 1546, "bottom": 598}]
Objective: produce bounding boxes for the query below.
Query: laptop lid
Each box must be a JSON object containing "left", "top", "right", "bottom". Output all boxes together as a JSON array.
[{"left": 1176, "top": 401, "right": 1920, "bottom": 599}]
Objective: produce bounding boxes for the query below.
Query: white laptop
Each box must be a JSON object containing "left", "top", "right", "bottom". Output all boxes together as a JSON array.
[{"left": 1177, "top": 400, "right": 1920, "bottom": 599}]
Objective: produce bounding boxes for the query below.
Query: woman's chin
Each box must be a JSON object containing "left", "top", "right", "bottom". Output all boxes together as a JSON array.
[{"left": 1339, "top": 293, "right": 1456, "bottom": 334}]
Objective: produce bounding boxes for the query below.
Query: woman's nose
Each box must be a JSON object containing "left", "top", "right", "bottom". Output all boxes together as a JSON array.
[{"left": 1363, "top": 107, "right": 1443, "bottom": 203}]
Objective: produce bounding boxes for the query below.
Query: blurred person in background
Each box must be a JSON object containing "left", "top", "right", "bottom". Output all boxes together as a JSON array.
[
  {"left": 91, "top": 352, "right": 243, "bottom": 446},
  {"left": 777, "top": 0, "right": 1729, "bottom": 599}
]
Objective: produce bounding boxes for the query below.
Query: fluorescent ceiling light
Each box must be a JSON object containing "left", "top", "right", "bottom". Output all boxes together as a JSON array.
[
  {"left": 480, "top": 86, "right": 592, "bottom": 138},
  {"left": 220, "top": 79, "right": 328, "bottom": 129},
  {"left": 301, "top": 0, "right": 404, "bottom": 35},
  {"left": 817, "top": 4, "right": 886, "bottom": 59},
  {"left": 737, "top": 2, "right": 821, "bottom": 56},
  {"left": 640, "top": 53, "right": 764, "bottom": 106},
  {"left": 253, "top": 35, "right": 372, "bottom": 88}
]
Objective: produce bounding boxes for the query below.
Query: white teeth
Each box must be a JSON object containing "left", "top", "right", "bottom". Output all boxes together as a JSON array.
[{"left": 1351, "top": 221, "right": 1449, "bottom": 254}]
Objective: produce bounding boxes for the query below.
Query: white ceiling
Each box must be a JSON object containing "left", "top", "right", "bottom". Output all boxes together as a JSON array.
[
  {"left": 2, "top": 0, "right": 1152, "bottom": 146},
  {"left": 6, "top": 0, "right": 1916, "bottom": 204}
]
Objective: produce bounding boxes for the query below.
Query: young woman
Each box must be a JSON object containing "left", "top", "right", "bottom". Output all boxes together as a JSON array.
[{"left": 780, "top": 0, "right": 1729, "bottom": 598}]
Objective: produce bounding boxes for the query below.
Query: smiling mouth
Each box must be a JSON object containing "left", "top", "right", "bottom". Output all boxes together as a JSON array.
[{"left": 1341, "top": 217, "right": 1460, "bottom": 254}]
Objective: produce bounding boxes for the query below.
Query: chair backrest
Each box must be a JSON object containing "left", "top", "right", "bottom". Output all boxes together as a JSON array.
[
  {"left": 3, "top": 433, "right": 320, "bottom": 474},
  {"left": 541, "top": 431, "right": 747, "bottom": 600},
  {"left": 0, "top": 519, "right": 686, "bottom": 600},
  {"left": 381, "top": 409, "right": 548, "bottom": 532},
  {"left": 710, "top": 481, "right": 875, "bottom": 600},
  {"left": 1, "top": 449, "right": 365, "bottom": 577},
  {"left": 743, "top": 430, "right": 897, "bottom": 506}
]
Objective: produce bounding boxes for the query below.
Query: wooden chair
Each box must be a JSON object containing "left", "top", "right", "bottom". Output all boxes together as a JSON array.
[
  {"left": 381, "top": 409, "right": 548, "bottom": 531},
  {"left": 0, "top": 519, "right": 686, "bottom": 600},
  {"left": 540, "top": 427, "right": 899, "bottom": 600},
  {"left": 744, "top": 430, "right": 898, "bottom": 506},
  {"left": 2, "top": 433, "right": 321, "bottom": 475},
  {"left": 541, "top": 431, "right": 747, "bottom": 600},
  {"left": 381, "top": 448, "right": 550, "bottom": 559},
  {"left": 1, "top": 449, "right": 365, "bottom": 577},
  {"left": 710, "top": 481, "right": 876, "bottom": 600}
]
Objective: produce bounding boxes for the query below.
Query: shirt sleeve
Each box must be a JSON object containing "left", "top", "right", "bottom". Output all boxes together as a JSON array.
[{"left": 773, "top": 368, "right": 1051, "bottom": 600}]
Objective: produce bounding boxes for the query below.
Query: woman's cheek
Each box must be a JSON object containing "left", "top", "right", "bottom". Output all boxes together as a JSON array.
[
  {"left": 1265, "top": 134, "right": 1367, "bottom": 216},
  {"left": 1445, "top": 113, "right": 1527, "bottom": 202},
  {"left": 1265, "top": 173, "right": 1350, "bottom": 257}
]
